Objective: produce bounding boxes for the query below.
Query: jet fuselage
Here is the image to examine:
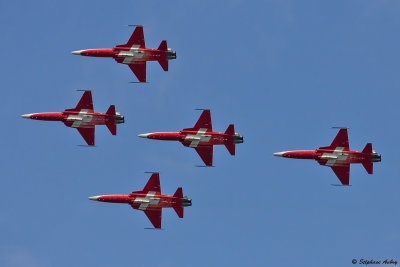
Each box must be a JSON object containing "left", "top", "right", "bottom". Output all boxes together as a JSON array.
[
  {"left": 274, "top": 148, "right": 381, "bottom": 167},
  {"left": 89, "top": 193, "right": 192, "bottom": 209},
  {"left": 139, "top": 130, "right": 244, "bottom": 147},
  {"left": 22, "top": 110, "right": 124, "bottom": 128},
  {"left": 73, "top": 47, "right": 176, "bottom": 64}
]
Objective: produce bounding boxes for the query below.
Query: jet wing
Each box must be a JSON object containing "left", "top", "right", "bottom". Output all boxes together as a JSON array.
[
  {"left": 141, "top": 173, "right": 161, "bottom": 194},
  {"left": 77, "top": 127, "right": 95, "bottom": 146},
  {"left": 144, "top": 208, "right": 162, "bottom": 229},
  {"left": 195, "top": 146, "right": 213, "bottom": 166},
  {"left": 128, "top": 62, "right": 146, "bottom": 82},
  {"left": 74, "top": 91, "right": 94, "bottom": 112},
  {"left": 321, "top": 128, "right": 349, "bottom": 150},
  {"left": 193, "top": 110, "right": 212, "bottom": 131},
  {"left": 126, "top": 26, "right": 145, "bottom": 48},
  {"left": 331, "top": 165, "right": 350, "bottom": 185}
]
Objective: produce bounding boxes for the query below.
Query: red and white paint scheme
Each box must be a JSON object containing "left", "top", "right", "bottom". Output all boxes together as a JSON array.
[
  {"left": 21, "top": 90, "right": 124, "bottom": 146},
  {"left": 89, "top": 173, "right": 191, "bottom": 229},
  {"left": 72, "top": 26, "right": 176, "bottom": 82},
  {"left": 138, "top": 110, "right": 244, "bottom": 166},
  {"left": 274, "top": 128, "right": 381, "bottom": 185}
]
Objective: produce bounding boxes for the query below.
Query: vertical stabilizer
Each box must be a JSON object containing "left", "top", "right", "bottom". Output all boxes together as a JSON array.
[
  {"left": 158, "top": 40, "right": 168, "bottom": 51},
  {"left": 173, "top": 187, "right": 184, "bottom": 218},
  {"left": 106, "top": 105, "right": 117, "bottom": 135},
  {"left": 362, "top": 143, "right": 373, "bottom": 154},
  {"left": 106, "top": 105, "right": 116, "bottom": 116},
  {"left": 224, "top": 124, "right": 235, "bottom": 155},
  {"left": 362, "top": 161, "right": 373, "bottom": 174}
]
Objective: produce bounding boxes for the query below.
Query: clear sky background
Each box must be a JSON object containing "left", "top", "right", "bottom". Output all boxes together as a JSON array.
[{"left": 0, "top": 1, "right": 399, "bottom": 266}]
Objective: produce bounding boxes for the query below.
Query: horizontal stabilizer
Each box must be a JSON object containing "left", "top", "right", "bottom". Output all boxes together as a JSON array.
[
  {"left": 224, "top": 124, "right": 235, "bottom": 135},
  {"left": 106, "top": 105, "right": 116, "bottom": 116},
  {"left": 362, "top": 161, "right": 373, "bottom": 174},
  {"left": 158, "top": 40, "right": 168, "bottom": 51},
  {"left": 158, "top": 59, "right": 168, "bottom": 71},
  {"left": 106, "top": 124, "right": 116, "bottom": 135},
  {"left": 173, "top": 187, "right": 183, "bottom": 198},
  {"left": 173, "top": 206, "right": 184, "bottom": 218},
  {"left": 362, "top": 143, "right": 373, "bottom": 154},
  {"left": 225, "top": 142, "right": 235, "bottom": 155}
]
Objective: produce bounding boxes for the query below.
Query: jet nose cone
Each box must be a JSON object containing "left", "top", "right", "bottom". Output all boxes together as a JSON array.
[
  {"left": 138, "top": 133, "right": 151, "bottom": 138},
  {"left": 21, "top": 113, "right": 33, "bottom": 119},
  {"left": 273, "top": 151, "right": 287, "bottom": 157},
  {"left": 89, "top": 196, "right": 100, "bottom": 201},
  {"left": 72, "top": 50, "right": 84, "bottom": 55}
]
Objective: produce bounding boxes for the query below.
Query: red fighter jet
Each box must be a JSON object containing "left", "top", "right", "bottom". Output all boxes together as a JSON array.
[
  {"left": 72, "top": 26, "right": 176, "bottom": 82},
  {"left": 21, "top": 90, "right": 124, "bottom": 146},
  {"left": 138, "top": 110, "right": 244, "bottom": 166},
  {"left": 89, "top": 173, "right": 191, "bottom": 229},
  {"left": 274, "top": 128, "right": 381, "bottom": 185}
]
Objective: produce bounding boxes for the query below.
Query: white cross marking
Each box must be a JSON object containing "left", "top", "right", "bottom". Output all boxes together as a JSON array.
[
  {"left": 66, "top": 109, "right": 93, "bottom": 128},
  {"left": 185, "top": 128, "right": 211, "bottom": 148},
  {"left": 118, "top": 45, "right": 145, "bottom": 64},
  {"left": 134, "top": 191, "right": 160, "bottom": 210},
  {"left": 322, "top": 147, "right": 349, "bottom": 166}
]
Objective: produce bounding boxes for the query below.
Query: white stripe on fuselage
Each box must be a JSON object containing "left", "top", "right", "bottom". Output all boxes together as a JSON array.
[
  {"left": 185, "top": 128, "right": 211, "bottom": 148},
  {"left": 118, "top": 45, "right": 145, "bottom": 64},
  {"left": 322, "top": 147, "right": 349, "bottom": 166},
  {"left": 134, "top": 191, "right": 160, "bottom": 210},
  {"left": 66, "top": 109, "right": 93, "bottom": 128}
]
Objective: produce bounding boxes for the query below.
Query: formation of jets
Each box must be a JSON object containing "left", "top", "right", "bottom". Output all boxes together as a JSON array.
[{"left": 21, "top": 26, "right": 382, "bottom": 229}]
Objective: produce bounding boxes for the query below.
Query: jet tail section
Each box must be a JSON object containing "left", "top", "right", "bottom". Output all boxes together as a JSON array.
[
  {"left": 362, "top": 143, "right": 373, "bottom": 154},
  {"left": 106, "top": 124, "right": 117, "bottom": 135},
  {"left": 173, "top": 188, "right": 184, "bottom": 218},
  {"left": 106, "top": 105, "right": 116, "bottom": 116},
  {"left": 225, "top": 143, "right": 235, "bottom": 155},
  {"left": 224, "top": 124, "right": 236, "bottom": 155},
  {"left": 158, "top": 40, "right": 168, "bottom": 51},
  {"left": 173, "top": 207, "right": 184, "bottom": 218},
  {"left": 173, "top": 187, "right": 183, "bottom": 198},
  {"left": 362, "top": 161, "right": 373, "bottom": 174},
  {"left": 158, "top": 59, "right": 168, "bottom": 71},
  {"left": 224, "top": 124, "right": 235, "bottom": 135},
  {"left": 106, "top": 105, "right": 117, "bottom": 135}
]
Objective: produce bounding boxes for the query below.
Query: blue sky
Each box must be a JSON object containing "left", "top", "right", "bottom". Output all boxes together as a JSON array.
[{"left": 0, "top": 1, "right": 399, "bottom": 266}]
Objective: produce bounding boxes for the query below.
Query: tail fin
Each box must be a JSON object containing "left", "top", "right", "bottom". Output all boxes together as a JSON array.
[
  {"left": 158, "top": 59, "right": 168, "bottom": 71},
  {"left": 173, "top": 188, "right": 184, "bottom": 218},
  {"left": 225, "top": 143, "right": 235, "bottom": 155},
  {"left": 224, "top": 124, "right": 235, "bottom": 155},
  {"left": 106, "top": 105, "right": 116, "bottom": 135},
  {"left": 173, "top": 187, "right": 183, "bottom": 198},
  {"left": 362, "top": 143, "right": 374, "bottom": 174},
  {"left": 106, "top": 124, "right": 116, "bottom": 135},
  {"left": 157, "top": 41, "right": 169, "bottom": 71},
  {"left": 158, "top": 40, "right": 168, "bottom": 51},
  {"left": 362, "top": 143, "right": 373, "bottom": 154},
  {"left": 173, "top": 207, "right": 184, "bottom": 218},
  {"left": 106, "top": 105, "right": 116, "bottom": 116},
  {"left": 362, "top": 161, "right": 373, "bottom": 174},
  {"left": 224, "top": 124, "right": 235, "bottom": 135}
]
